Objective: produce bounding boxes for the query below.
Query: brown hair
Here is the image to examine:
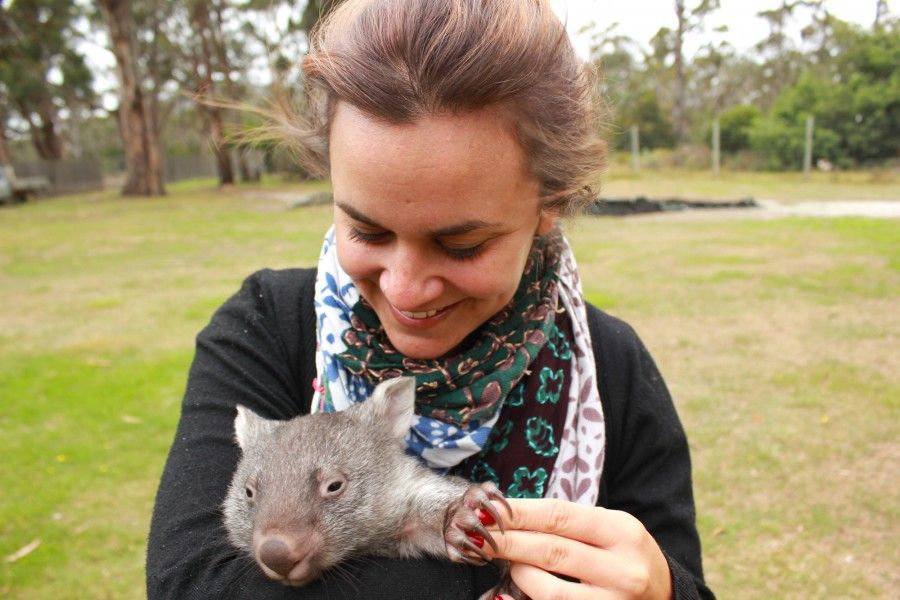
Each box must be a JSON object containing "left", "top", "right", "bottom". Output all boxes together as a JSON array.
[{"left": 274, "top": 0, "right": 606, "bottom": 215}]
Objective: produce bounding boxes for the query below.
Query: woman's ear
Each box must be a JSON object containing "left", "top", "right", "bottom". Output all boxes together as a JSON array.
[{"left": 537, "top": 207, "right": 559, "bottom": 235}]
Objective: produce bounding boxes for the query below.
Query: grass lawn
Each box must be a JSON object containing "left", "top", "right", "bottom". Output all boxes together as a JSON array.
[{"left": 1, "top": 173, "right": 897, "bottom": 598}]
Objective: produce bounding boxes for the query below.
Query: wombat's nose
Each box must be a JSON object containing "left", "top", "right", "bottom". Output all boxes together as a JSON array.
[{"left": 258, "top": 537, "right": 301, "bottom": 578}]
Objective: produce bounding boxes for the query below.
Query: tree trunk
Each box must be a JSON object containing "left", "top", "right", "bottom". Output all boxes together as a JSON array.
[
  {"left": 211, "top": 0, "right": 253, "bottom": 182},
  {"left": 38, "top": 98, "right": 64, "bottom": 160},
  {"left": 17, "top": 104, "right": 50, "bottom": 159},
  {"left": 16, "top": 99, "right": 64, "bottom": 160},
  {"left": 192, "top": 0, "right": 234, "bottom": 186},
  {"left": 97, "top": 0, "right": 165, "bottom": 196},
  {"left": 207, "top": 101, "right": 234, "bottom": 185},
  {"left": 236, "top": 149, "right": 252, "bottom": 181},
  {"left": 673, "top": 0, "right": 688, "bottom": 144},
  {"left": 874, "top": 0, "right": 888, "bottom": 27},
  {"left": 0, "top": 112, "right": 11, "bottom": 165}
]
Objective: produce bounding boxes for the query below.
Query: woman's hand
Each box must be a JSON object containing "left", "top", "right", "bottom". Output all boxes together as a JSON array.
[{"left": 486, "top": 498, "right": 672, "bottom": 600}]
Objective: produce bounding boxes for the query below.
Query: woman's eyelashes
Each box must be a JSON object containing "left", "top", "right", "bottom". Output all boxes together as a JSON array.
[
  {"left": 441, "top": 243, "right": 485, "bottom": 261},
  {"left": 346, "top": 226, "right": 388, "bottom": 244},
  {"left": 346, "top": 226, "right": 486, "bottom": 261}
]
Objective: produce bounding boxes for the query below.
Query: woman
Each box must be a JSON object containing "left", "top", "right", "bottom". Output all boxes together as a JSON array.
[{"left": 146, "top": 1, "right": 714, "bottom": 599}]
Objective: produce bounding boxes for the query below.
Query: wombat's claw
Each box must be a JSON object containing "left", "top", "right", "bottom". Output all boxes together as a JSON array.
[
  {"left": 461, "top": 537, "right": 491, "bottom": 564},
  {"left": 444, "top": 481, "right": 508, "bottom": 565}
]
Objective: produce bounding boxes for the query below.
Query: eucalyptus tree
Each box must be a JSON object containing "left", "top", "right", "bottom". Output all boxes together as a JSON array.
[{"left": 0, "top": 0, "right": 95, "bottom": 161}]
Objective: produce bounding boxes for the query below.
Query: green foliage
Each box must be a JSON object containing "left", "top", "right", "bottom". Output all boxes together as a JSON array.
[
  {"left": 748, "top": 19, "right": 899, "bottom": 171},
  {"left": 614, "top": 89, "right": 677, "bottom": 150},
  {"left": 0, "top": 0, "right": 94, "bottom": 158},
  {"left": 714, "top": 105, "right": 761, "bottom": 153}
]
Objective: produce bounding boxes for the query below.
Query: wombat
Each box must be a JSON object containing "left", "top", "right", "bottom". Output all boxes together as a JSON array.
[{"left": 222, "top": 376, "right": 518, "bottom": 597}]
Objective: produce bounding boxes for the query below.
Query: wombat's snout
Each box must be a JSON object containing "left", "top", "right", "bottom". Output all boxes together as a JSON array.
[{"left": 255, "top": 532, "right": 319, "bottom": 586}]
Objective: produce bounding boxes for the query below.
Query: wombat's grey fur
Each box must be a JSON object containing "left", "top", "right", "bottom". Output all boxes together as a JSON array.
[{"left": 222, "top": 377, "right": 514, "bottom": 596}]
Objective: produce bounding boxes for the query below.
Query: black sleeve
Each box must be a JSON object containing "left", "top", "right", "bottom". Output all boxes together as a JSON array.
[
  {"left": 146, "top": 268, "right": 498, "bottom": 599},
  {"left": 588, "top": 306, "right": 714, "bottom": 600}
]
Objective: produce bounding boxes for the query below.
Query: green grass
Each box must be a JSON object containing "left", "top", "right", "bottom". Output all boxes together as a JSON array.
[{"left": 1, "top": 174, "right": 898, "bottom": 598}]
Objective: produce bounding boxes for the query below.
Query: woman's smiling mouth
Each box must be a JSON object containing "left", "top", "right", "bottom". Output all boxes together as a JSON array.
[{"left": 391, "top": 301, "right": 458, "bottom": 324}]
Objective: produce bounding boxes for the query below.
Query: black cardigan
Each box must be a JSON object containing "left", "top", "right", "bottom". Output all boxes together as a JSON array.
[{"left": 146, "top": 268, "right": 714, "bottom": 599}]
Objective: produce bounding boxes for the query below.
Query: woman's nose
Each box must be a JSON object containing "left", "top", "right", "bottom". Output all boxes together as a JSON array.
[{"left": 377, "top": 244, "right": 445, "bottom": 309}]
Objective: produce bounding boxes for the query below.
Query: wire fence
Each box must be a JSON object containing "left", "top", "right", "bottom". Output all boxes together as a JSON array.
[{"left": 10, "top": 150, "right": 266, "bottom": 197}]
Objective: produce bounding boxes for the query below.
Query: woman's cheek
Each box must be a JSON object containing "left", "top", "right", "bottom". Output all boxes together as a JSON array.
[
  {"left": 445, "top": 253, "right": 525, "bottom": 300},
  {"left": 335, "top": 237, "right": 380, "bottom": 281}
]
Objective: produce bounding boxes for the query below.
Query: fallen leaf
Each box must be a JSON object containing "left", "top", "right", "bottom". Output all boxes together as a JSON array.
[
  {"left": 6, "top": 539, "right": 40, "bottom": 563},
  {"left": 121, "top": 414, "right": 142, "bottom": 425}
]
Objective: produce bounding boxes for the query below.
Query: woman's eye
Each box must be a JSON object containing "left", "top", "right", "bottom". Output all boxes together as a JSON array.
[
  {"left": 347, "top": 225, "right": 485, "bottom": 260},
  {"left": 442, "top": 243, "right": 485, "bottom": 261},
  {"left": 347, "top": 226, "right": 389, "bottom": 244}
]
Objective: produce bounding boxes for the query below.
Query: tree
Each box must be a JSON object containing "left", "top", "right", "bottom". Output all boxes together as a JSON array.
[
  {"left": 0, "top": 107, "right": 11, "bottom": 164},
  {"left": 874, "top": 0, "right": 889, "bottom": 27},
  {"left": 189, "top": 0, "right": 235, "bottom": 185},
  {"left": 687, "top": 40, "right": 763, "bottom": 132},
  {"left": 97, "top": 0, "right": 165, "bottom": 195},
  {"left": 714, "top": 105, "right": 761, "bottom": 153},
  {"left": 0, "top": 0, "right": 94, "bottom": 161},
  {"left": 672, "top": 0, "right": 720, "bottom": 142},
  {"left": 631, "top": 90, "right": 677, "bottom": 150},
  {"left": 753, "top": 0, "right": 827, "bottom": 110},
  {"left": 749, "top": 17, "right": 899, "bottom": 169}
]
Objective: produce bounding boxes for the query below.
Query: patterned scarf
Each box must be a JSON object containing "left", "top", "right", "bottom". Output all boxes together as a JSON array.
[{"left": 312, "top": 225, "right": 605, "bottom": 504}]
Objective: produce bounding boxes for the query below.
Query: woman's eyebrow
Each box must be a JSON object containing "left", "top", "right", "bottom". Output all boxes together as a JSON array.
[
  {"left": 431, "top": 220, "right": 498, "bottom": 236},
  {"left": 336, "top": 201, "right": 500, "bottom": 236},
  {"left": 336, "top": 201, "right": 381, "bottom": 227}
]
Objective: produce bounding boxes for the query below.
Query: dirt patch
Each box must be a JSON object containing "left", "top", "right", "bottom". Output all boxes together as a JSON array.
[{"left": 595, "top": 198, "right": 900, "bottom": 221}]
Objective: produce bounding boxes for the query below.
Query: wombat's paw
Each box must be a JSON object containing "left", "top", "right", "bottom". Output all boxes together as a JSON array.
[{"left": 443, "top": 481, "right": 510, "bottom": 565}]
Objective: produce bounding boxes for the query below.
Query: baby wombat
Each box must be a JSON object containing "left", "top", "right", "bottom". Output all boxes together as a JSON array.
[{"left": 222, "top": 376, "right": 511, "bottom": 592}]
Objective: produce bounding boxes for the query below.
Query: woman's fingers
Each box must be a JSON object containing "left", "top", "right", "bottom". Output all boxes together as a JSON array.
[
  {"left": 484, "top": 499, "right": 671, "bottom": 599},
  {"left": 490, "top": 529, "right": 649, "bottom": 593},
  {"left": 492, "top": 498, "right": 645, "bottom": 549},
  {"left": 508, "top": 562, "right": 613, "bottom": 600}
]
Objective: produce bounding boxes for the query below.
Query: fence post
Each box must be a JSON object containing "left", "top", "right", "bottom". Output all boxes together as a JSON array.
[
  {"left": 630, "top": 125, "right": 640, "bottom": 173},
  {"left": 711, "top": 118, "right": 721, "bottom": 175},
  {"left": 803, "top": 115, "right": 814, "bottom": 178}
]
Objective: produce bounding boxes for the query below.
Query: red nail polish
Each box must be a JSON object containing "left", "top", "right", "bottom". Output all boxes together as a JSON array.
[
  {"left": 466, "top": 531, "right": 485, "bottom": 548},
  {"left": 477, "top": 508, "right": 496, "bottom": 526}
]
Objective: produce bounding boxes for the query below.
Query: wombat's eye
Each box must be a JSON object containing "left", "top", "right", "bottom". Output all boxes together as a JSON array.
[
  {"left": 319, "top": 474, "right": 348, "bottom": 499},
  {"left": 244, "top": 480, "right": 257, "bottom": 501}
]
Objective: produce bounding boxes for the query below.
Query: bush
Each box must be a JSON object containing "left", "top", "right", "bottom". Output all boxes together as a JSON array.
[
  {"left": 748, "top": 111, "right": 844, "bottom": 171},
  {"left": 714, "top": 105, "right": 762, "bottom": 153}
]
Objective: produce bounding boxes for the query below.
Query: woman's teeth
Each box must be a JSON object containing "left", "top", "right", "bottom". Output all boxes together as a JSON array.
[{"left": 400, "top": 308, "right": 440, "bottom": 319}]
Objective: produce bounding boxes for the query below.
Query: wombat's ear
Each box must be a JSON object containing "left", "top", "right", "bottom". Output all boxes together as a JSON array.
[
  {"left": 233, "top": 405, "right": 277, "bottom": 450},
  {"left": 369, "top": 377, "right": 416, "bottom": 439}
]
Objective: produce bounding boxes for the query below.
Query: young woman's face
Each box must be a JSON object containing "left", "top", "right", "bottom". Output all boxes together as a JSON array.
[{"left": 330, "top": 102, "right": 555, "bottom": 360}]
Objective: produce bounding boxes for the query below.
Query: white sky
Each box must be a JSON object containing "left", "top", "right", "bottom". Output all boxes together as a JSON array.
[{"left": 551, "top": 0, "right": 894, "bottom": 58}]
